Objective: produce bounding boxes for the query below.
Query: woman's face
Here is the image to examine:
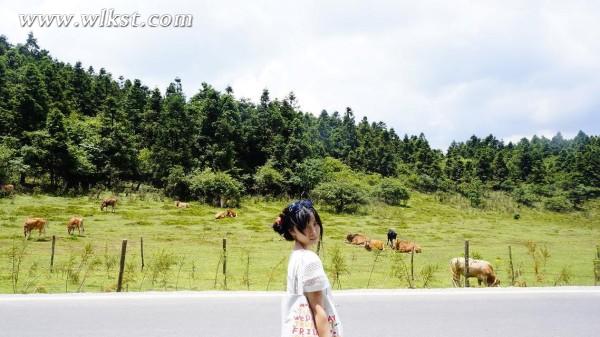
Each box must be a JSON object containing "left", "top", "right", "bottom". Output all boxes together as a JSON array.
[{"left": 292, "top": 212, "right": 320, "bottom": 249}]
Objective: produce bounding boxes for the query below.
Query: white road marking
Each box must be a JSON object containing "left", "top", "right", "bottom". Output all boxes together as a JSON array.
[{"left": 1, "top": 286, "right": 599, "bottom": 302}]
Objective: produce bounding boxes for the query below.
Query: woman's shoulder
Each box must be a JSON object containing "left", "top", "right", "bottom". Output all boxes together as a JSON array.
[{"left": 297, "top": 249, "right": 322, "bottom": 264}]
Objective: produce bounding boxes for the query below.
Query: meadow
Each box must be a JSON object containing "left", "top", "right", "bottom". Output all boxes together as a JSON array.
[{"left": 1, "top": 191, "right": 599, "bottom": 293}]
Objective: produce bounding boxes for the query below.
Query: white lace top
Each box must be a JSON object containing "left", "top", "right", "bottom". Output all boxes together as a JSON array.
[{"left": 281, "top": 248, "right": 343, "bottom": 336}]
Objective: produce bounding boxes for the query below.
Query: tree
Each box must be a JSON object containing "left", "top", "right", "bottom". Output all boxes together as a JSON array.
[
  {"left": 71, "top": 61, "right": 94, "bottom": 115},
  {"left": 378, "top": 178, "right": 410, "bottom": 206},
  {"left": 492, "top": 151, "right": 509, "bottom": 189},
  {"left": 313, "top": 178, "right": 368, "bottom": 213},
  {"left": 96, "top": 96, "right": 138, "bottom": 186},
  {"left": 254, "top": 160, "right": 286, "bottom": 196},
  {"left": 188, "top": 169, "right": 244, "bottom": 207},
  {"left": 147, "top": 79, "right": 194, "bottom": 185},
  {"left": 44, "top": 108, "right": 75, "bottom": 186},
  {"left": 15, "top": 63, "right": 49, "bottom": 133}
]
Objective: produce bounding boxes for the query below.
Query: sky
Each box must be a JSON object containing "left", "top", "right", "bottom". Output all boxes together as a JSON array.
[{"left": 1, "top": 0, "right": 599, "bottom": 150}]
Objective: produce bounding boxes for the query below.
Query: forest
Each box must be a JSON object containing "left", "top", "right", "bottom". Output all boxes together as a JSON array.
[{"left": 1, "top": 33, "right": 599, "bottom": 212}]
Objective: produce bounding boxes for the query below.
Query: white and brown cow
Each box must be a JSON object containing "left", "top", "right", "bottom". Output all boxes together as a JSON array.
[{"left": 450, "top": 257, "right": 500, "bottom": 287}]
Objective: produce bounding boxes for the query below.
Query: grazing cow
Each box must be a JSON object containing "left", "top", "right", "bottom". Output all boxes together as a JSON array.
[
  {"left": 365, "top": 239, "right": 385, "bottom": 251},
  {"left": 393, "top": 240, "right": 422, "bottom": 253},
  {"left": 450, "top": 257, "right": 500, "bottom": 287},
  {"left": 100, "top": 197, "right": 118, "bottom": 212},
  {"left": 346, "top": 233, "right": 369, "bottom": 246},
  {"left": 67, "top": 217, "right": 84, "bottom": 235},
  {"left": 387, "top": 229, "right": 397, "bottom": 247},
  {"left": 175, "top": 201, "right": 190, "bottom": 208},
  {"left": 0, "top": 184, "right": 15, "bottom": 195},
  {"left": 24, "top": 218, "right": 48, "bottom": 238}
]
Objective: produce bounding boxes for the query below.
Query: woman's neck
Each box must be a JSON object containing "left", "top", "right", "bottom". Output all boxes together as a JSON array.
[{"left": 294, "top": 241, "right": 311, "bottom": 250}]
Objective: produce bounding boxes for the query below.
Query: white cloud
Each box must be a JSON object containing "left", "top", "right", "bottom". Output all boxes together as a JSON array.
[{"left": 1, "top": 0, "right": 599, "bottom": 149}]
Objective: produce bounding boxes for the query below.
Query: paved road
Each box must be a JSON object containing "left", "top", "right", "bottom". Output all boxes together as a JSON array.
[{"left": 1, "top": 287, "right": 599, "bottom": 337}]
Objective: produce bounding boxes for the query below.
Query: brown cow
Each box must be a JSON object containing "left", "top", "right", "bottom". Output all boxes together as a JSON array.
[
  {"left": 175, "top": 201, "right": 190, "bottom": 208},
  {"left": 67, "top": 217, "right": 84, "bottom": 235},
  {"left": 365, "top": 239, "right": 385, "bottom": 251},
  {"left": 393, "top": 240, "right": 422, "bottom": 253},
  {"left": 24, "top": 218, "right": 48, "bottom": 238},
  {"left": 215, "top": 209, "right": 237, "bottom": 219},
  {"left": 346, "top": 233, "right": 369, "bottom": 246},
  {"left": 1, "top": 184, "right": 15, "bottom": 195},
  {"left": 450, "top": 257, "right": 500, "bottom": 287},
  {"left": 100, "top": 197, "right": 118, "bottom": 212}
]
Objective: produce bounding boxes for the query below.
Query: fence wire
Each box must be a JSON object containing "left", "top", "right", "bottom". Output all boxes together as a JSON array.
[{"left": 2, "top": 236, "right": 599, "bottom": 294}]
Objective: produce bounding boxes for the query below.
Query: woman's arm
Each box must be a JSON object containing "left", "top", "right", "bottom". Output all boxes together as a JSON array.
[{"left": 305, "top": 290, "right": 330, "bottom": 337}]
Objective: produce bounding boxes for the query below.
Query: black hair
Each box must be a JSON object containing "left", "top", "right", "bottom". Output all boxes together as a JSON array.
[{"left": 272, "top": 199, "right": 323, "bottom": 242}]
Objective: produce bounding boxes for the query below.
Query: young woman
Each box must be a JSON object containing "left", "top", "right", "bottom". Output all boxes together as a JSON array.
[{"left": 273, "top": 199, "right": 343, "bottom": 337}]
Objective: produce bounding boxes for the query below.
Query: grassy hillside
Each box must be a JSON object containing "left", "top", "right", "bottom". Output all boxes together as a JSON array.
[{"left": 0, "top": 192, "right": 599, "bottom": 293}]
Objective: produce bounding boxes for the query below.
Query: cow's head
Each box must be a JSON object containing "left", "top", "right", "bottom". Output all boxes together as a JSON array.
[{"left": 488, "top": 275, "right": 500, "bottom": 287}]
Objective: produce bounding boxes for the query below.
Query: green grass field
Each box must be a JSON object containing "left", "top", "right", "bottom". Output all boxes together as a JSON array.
[{"left": 1, "top": 192, "right": 599, "bottom": 293}]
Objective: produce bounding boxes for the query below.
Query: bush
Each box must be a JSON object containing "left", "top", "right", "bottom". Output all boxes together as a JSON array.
[
  {"left": 458, "top": 180, "right": 485, "bottom": 208},
  {"left": 313, "top": 178, "right": 368, "bottom": 213},
  {"left": 164, "top": 165, "right": 191, "bottom": 200},
  {"left": 543, "top": 195, "right": 573, "bottom": 212},
  {"left": 378, "top": 178, "right": 410, "bottom": 206},
  {"left": 407, "top": 173, "right": 440, "bottom": 192},
  {"left": 512, "top": 185, "right": 539, "bottom": 207},
  {"left": 254, "top": 161, "right": 286, "bottom": 196},
  {"left": 288, "top": 159, "right": 327, "bottom": 194},
  {"left": 189, "top": 169, "right": 244, "bottom": 207},
  {"left": 567, "top": 184, "right": 600, "bottom": 208}
]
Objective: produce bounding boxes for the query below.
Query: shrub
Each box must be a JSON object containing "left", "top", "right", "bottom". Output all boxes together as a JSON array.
[
  {"left": 543, "top": 195, "right": 573, "bottom": 212},
  {"left": 407, "top": 173, "right": 440, "bottom": 193},
  {"left": 288, "top": 159, "right": 327, "bottom": 194},
  {"left": 458, "top": 180, "right": 485, "bottom": 208},
  {"left": 164, "top": 165, "right": 191, "bottom": 200},
  {"left": 189, "top": 169, "right": 244, "bottom": 207},
  {"left": 568, "top": 184, "right": 600, "bottom": 208},
  {"left": 254, "top": 161, "right": 286, "bottom": 196},
  {"left": 327, "top": 245, "right": 349, "bottom": 289},
  {"left": 378, "top": 178, "right": 410, "bottom": 206},
  {"left": 512, "top": 185, "right": 538, "bottom": 206},
  {"left": 313, "top": 178, "right": 368, "bottom": 213},
  {"left": 320, "top": 157, "right": 353, "bottom": 181}
]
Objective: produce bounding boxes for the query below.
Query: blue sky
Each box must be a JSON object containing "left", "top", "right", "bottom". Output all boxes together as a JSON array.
[{"left": 1, "top": 0, "right": 599, "bottom": 149}]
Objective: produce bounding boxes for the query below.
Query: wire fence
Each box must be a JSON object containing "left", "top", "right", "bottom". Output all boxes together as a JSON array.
[{"left": 2, "top": 236, "right": 599, "bottom": 294}]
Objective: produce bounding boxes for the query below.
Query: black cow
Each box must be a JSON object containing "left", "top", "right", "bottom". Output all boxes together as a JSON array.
[{"left": 387, "top": 229, "right": 397, "bottom": 247}]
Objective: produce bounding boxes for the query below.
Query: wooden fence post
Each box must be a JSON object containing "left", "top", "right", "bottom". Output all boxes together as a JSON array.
[
  {"left": 223, "top": 238, "right": 227, "bottom": 289},
  {"left": 508, "top": 245, "right": 515, "bottom": 286},
  {"left": 595, "top": 245, "right": 600, "bottom": 286},
  {"left": 464, "top": 240, "right": 470, "bottom": 288},
  {"left": 50, "top": 235, "right": 56, "bottom": 272},
  {"left": 140, "top": 237, "right": 144, "bottom": 271},
  {"left": 117, "top": 239, "right": 128, "bottom": 292},
  {"left": 411, "top": 247, "right": 415, "bottom": 283}
]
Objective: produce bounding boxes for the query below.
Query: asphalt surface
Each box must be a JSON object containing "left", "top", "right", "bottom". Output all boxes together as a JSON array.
[{"left": 1, "top": 287, "right": 599, "bottom": 337}]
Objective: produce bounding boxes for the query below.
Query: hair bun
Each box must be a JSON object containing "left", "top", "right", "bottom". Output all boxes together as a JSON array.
[
  {"left": 272, "top": 224, "right": 282, "bottom": 235},
  {"left": 272, "top": 216, "right": 285, "bottom": 234}
]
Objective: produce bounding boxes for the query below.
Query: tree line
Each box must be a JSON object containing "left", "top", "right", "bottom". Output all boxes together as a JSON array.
[{"left": 0, "top": 33, "right": 598, "bottom": 211}]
